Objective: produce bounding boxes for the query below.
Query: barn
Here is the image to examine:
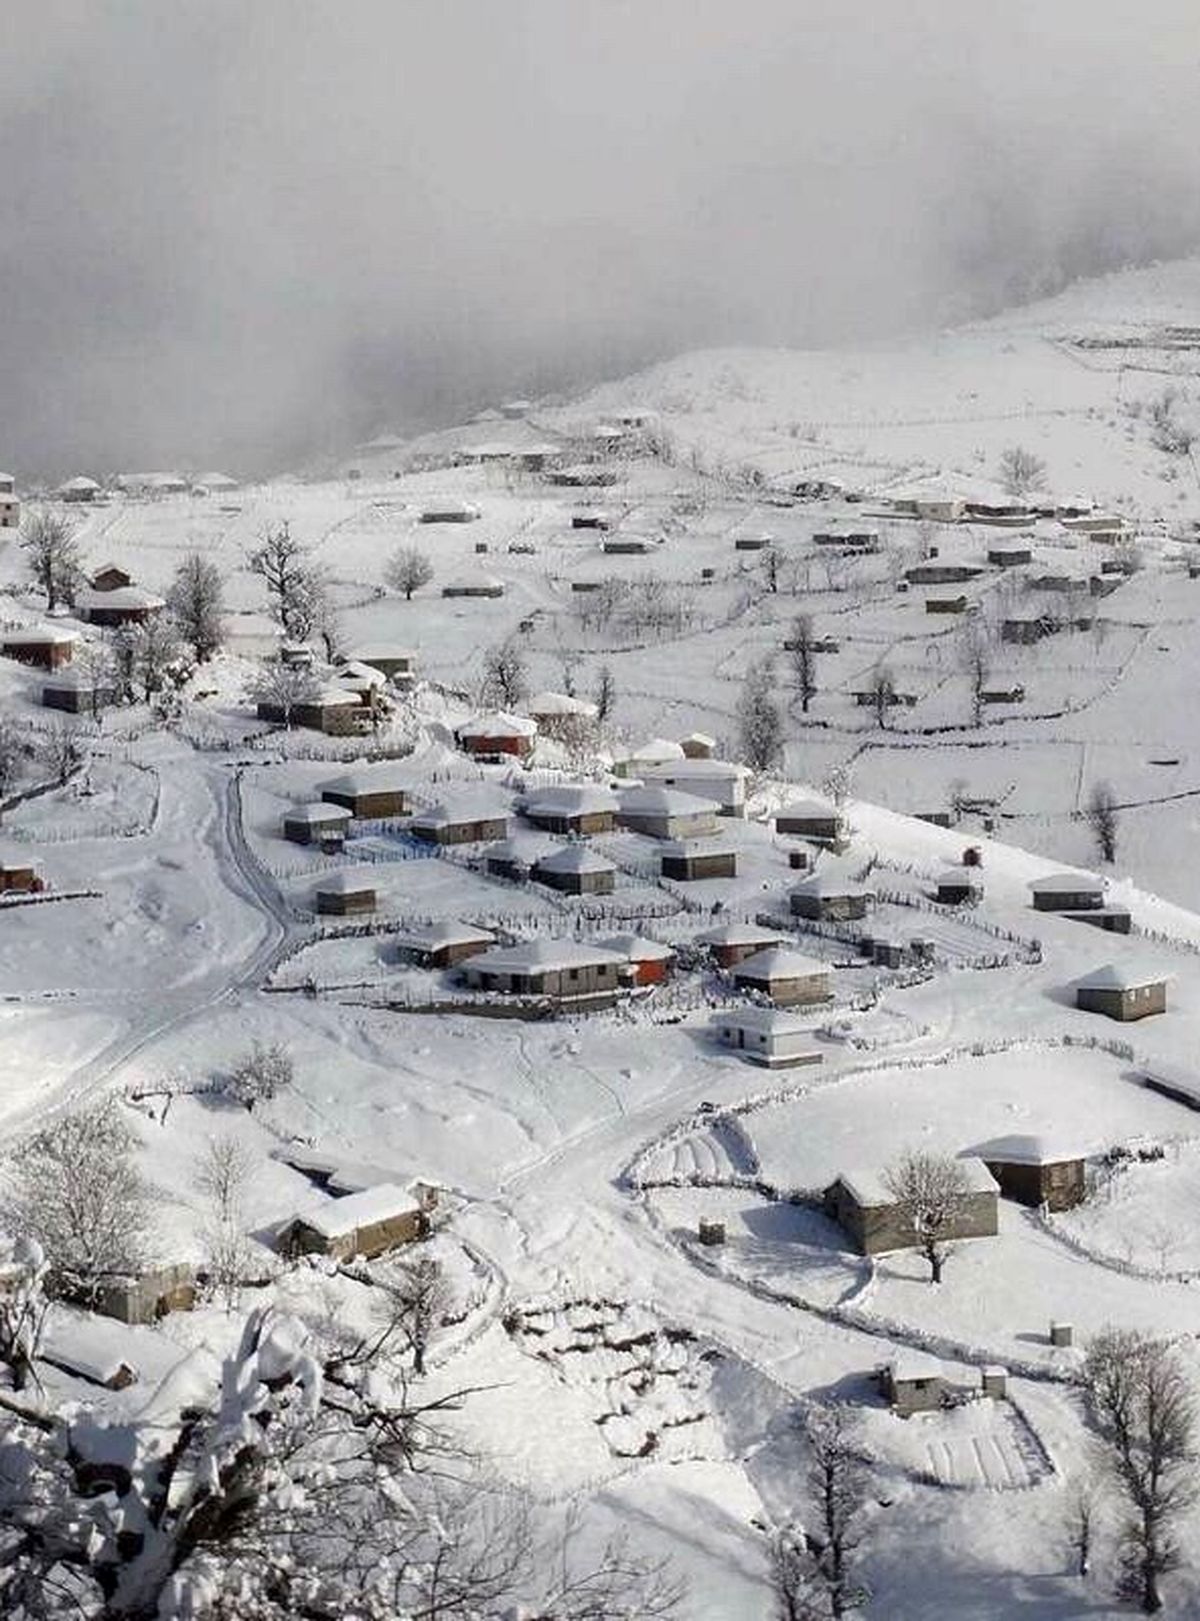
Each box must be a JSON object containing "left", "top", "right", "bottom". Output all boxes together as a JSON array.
[
  {"left": 42, "top": 672, "right": 116, "bottom": 714},
  {"left": 774, "top": 800, "right": 846, "bottom": 846}
]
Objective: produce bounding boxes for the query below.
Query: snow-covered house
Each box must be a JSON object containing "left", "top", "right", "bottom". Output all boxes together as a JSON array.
[
  {"left": 42, "top": 670, "right": 116, "bottom": 714},
  {"left": 695, "top": 922, "right": 787, "bottom": 969},
  {"left": 883, "top": 1352, "right": 954, "bottom": 1417},
  {"left": 313, "top": 871, "right": 377, "bottom": 917},
  {"left": 642, "top": 758, "right": 751, "bottom": 817},
  {"left": 732, "top": 946, "right": 833, "bottom": 1007},
  {"left": 94, "top": 1262, "right": 200, "bottom": 1327},
  {"left": 0, "top": 489, "right": 18, "bottom": 528},
  {"left": 659, "top": 838, "right": 736, "bottom": 881},
  {"left": 461, "top": 939, "right": 627, "bottom": 1002},
  {"left": 825, "top": 1161, "right": 1000, "bottom": 1257},
  {"left": 612, "top": 737, "right": 685, "bottom": 779},
  {"left": 318, "top": 769, "right": 411, "bottom": 820},
  {"left": 774, "top": 800, "right": 846, "bottom": 847},
  {"left": 680, "top": 732, "right": 717, "bottom": 759},
  {"left": 966, "top": 1135, "right": 1086, "bottom": 1212},
  {"left": 1028, "top": 873, "right": 1105, "bottom": 912},
  {"left": 421, "top": 500, "right": 481, "bottom": 523},
  {"left": 282, "top": 803, "right": 354, "bottom": 851},
  {"left": 935, "top": 867, "right": 983, "bottom": 906},
  {"left": 257, "top": 686, "right": 366, "bottom": 736},
  {"left": 790, "top": 877, "right": 873, "bottom": 922},
  {"left": 276, "top": 1183, "right": 432, "bottom": 1263},
  {"left": 521, "top": 785, "right": 617, "bottom": 835},
  {"left": 600, "top": 935, "right": 674, "bottom": 986},
  {"left": 483, "top": 837, "right": 545, "bottom": 879},
  {"left": 0, "top": 626, "right": 77, "bottom": 670},
  {"left": 523, "top": 691, "right": 599, "bottom": 737},
  {"left": 455, "top": 712, "right": 537, "bottom": 761},
  {"left": 987, "top": 542, "right": 1033, "bottom": 567},
  {"left": 90, "top": 564, "right": 132, "bottom": 592},
  {"left": 0, "top": 854, "right": 43, "bottom": 894},
  {"left": 441, "top": 574, "right": 504, "bottom": 598},
  {"left": 57, "top": 475, "right": 101, "bottom": 502},
  {"left": 75, "top": 584, "right": 166, "bottom": 627},
  {"left": 616, "top": 785, "right": 721, "bottom": 841},
  {"left": 395, "top": 923, "right": 495, "bottom": 969},
  {"left": 344, "top": 644, "right": 415, "bottom": 681},
  {"left": 710, "top": 1008, "right": 822, "bottom": 1068},
  {"left": 409, "top": 794, "right": 509, "bottom": 846},
  {"left": 1075, "top": 963, "right": 1169, "bottom": 1023},
  {"left": 532, "top": 845, "right": 616, "bottom": 896}
]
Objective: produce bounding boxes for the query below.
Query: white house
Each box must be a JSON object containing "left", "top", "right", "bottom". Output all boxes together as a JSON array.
[
  {"left": 641, "top": 757, "right": 751, "bottom": 817},
  {"left": 709, "top": 1008, "right": 822, "bottom": 1068}
]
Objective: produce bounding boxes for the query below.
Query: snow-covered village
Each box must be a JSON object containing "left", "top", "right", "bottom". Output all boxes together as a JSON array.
[{"left": 5, "top": 7, "right": 1200, "bottom": 1620}]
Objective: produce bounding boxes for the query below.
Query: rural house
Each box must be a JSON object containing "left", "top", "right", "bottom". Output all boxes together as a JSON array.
[
  {"left": 1075, "top": 963, "right": 1169, "bottom": 1022},
  {"left": 442, "top": 575, "right": 505, "bottom": 599},
  {"left": 523, "top": 691, "right": 599, "bottom": 738},
  {"left": 313, "top": 872, "right": 377, "bottom": 917},
  {"left": 532, "top": 845, "right": 617, "bottom": 896},
  {"left": 282, "top": 803, "right": 354, "bottom": 851},
  {"left": 455, "top": 712, "right": 537, "bottom": 761},
  {"left": 642, "top": 758, "right": 751, "bottom": 817},
  {"left": 276, "top": 1183, "right": 432, "bottom": 1263},
  {"left": 409, "top": 795, "right": 509, "bottom": 846},
  {"left": 344, "top": 644, "right": 415, "bottom": 681},
  {"left": 660, "top": 838, "right": 737, "bottom": 881},
  {"left": 522, "top": 784, "right": 618, "bottom": 835},
  {"left": 774, "top": 800, "right": 846, "bottom": 847},
  {"left": 42, "top": 671, "right": 116, "bottom": 714},
  {"left": 57, "top": 475, "right": 101, "bottom": 502},
  {"left": 732, "top": 946, "right": 833, "bottom": 1006},
  {"left": 600, "top": 935, "right": 674, "bottom": 985},
  {"left": 0, "top": 626, "right": 77, "bottom": 670},
  {"left": 935, "top": 867, "right": 983, "bottom": 906},
  {"left": 257, "top": 686, "right": 367, "bottom": 736},
  {"left": 94, "top": 1262, "right": 199, "bottom": 1327},
  {"left": 461, "top": 939, "right": 627, "bottom": 1003},
  {"left": 824, "top": 1161, "right": 1000, "bottom": 1256},
  {"left": 319, "top": 768, "right": 411, "bottom": 820},
  {"left": 90, "top": 564, "right": 132, "bottom": 592},
  {"left": 790, "top": 877, "right": 873, "bottom": 922},
  {"left": 421, "top": 500, "right": 481, "bottom": 523},
  {"left": 75, "top": 584, "right": 166, "bottom": 627},
  {"left": 1028, "top": 873, "right": 1105, "bottom": 912},
  {"left": 395, "top": 923, "right": 495, "bottom": 969},
  {"left": 612, "top": 737, "right": 686, "bottom": 778},
  {"left": 616, "top": 785, "right": 722, "bottom": 841},
  {"left": 967, "top": 1135, "right": 1086, "bottom": 1212},
  {"left": 696, "top": 922, "right": 787, "bottom": 968},
  {"left": 710, "top": 1007, "right": 822, "bottom": 1068}
]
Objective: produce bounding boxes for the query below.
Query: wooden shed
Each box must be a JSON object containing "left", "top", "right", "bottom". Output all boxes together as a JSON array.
[
  {"left": 313, "top": 872, "right": 377, "bottom": 917},
  {"left": 395, "top": 923, "right": 496, "bottom": 969},
  {"left": 733, "top": 946, "right": 833, "bottom": 1007},
  {"left": 967, "top": 1135, "right": 1086, "bottom": 1212},
  {"left": 461, "top": 939, "right": 626, "bottom": 1003},
  {"left": 522, "top": 784, "right": 617, "bottom": 835},
  {"left": 318, "top": 769, "right": 411, "bottom": 820},
  {"left": 282, "top": 803, "right": 354, "bottom": 850},
  {"left": 455, "top": 712, "right": 537, "bottom": 761},
  {"left": 660, "top": 838, "right": 737, "bottom": 881},
  {"left": 421, "top": 500, "right": 481, "bottom": 523},
  {"left": 0, "top": 627, "right": 77, "bottom": 670},
  {"left": 774, "top": 800, "right": 845, "bottom": 847},
  {"left": 75, "top": 585, "right": 166, "bottom": 626},
  {"left": 276, "top": 1183, "right": 430, "bottom": 1263},
  {"left": 825, "top": 1161, "right": 999, "bottom": 1256},
  {"left": 616, "top": 785, "right": 722, "bottom": 841},
  {"left": 409, "top": 796, "right": 509, "bottom": 846},
  {"left": 696, "top": 922, "right": 786, "bottom": 969},
  {"left": 1075, "top": 963, "right": 1169, "bottom": 1022},
  {"left": 442, "top": 576, "right": 504, "bottom": 598},
  {"left": 600, "top": 935, "right": 675, "bottom": 986},
  {"left": 0, "top": 855, "right": 43, "bottom": 895},
  {"left": 790, "top": 877, "right": 872, "bottom": 922},
  {"left": 1029, "top": 873, "right": 1105, "bottom": 912},
  {"left": 935, "top": 868, "right": 982, "bottom": 906},
  {"left": 533, "top": 845, "right": 616, "bottom": 896},
  {"left": 42, "top": 671, "right": 115, "bottom": 714}
]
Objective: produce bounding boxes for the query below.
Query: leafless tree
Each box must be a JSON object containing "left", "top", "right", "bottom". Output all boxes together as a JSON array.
[
  {"left": 1087, "top": 781, "right": 1119, "bottom": 864},
  {"left": 247, "top": 520, "right": 312, "bottom": 633},
  {"left": 738, "top": 658, "right": 784, "bottom": 773},
  {"left": 40, "top": 718, "right": 87, "bottom": 785},
  {"left": 595, "top": 663, "right": 616, "bottom": 724},
  {"left": 960, "top": 622, "right": 991, "bottom": 728},
  {"left": 866, "top": 665, "right": 897, "bottom": 730},
  {"left": 289, "top": 564, "right": 341, "bottom": 660},
  {"left": 882, "top": 1148, "right": 972, "bottom": 1284},
  {"left": 127, "top": 615, "right": 184, "bottom": 701},
  {"left": 195, "top": 1136, "right": 254, "bottom": 1312},
  {"left": 20, "top": 508, "right": 82, "bottom": 610},
  {"left": 168, "top": 552, "right": 225, "bottom": 660},
  {"left": 764, "top": 547, "right": 780, "bottom": 594},
  {"left": 821, "top": 763, "right": 853, "bottom": 813},
  {"left": 0, "top": 716, "right": 29, "bottom": 799},
  {"left": 480, "top": 638, "right": 528, "bottom": 709},
  {"left": 2, "top": 1098, "right": 150, "bottom": 1305},
  {"left": 384, "top": 543, "right": 434, "bottom": 600},
  {"left": 373, "top": 1254, "right": 452, "bottom": 1377},
  {"left": 1083, "top": 1328, "right": 1197, "bottom": 1613},
  {"left": 771, "top": 1522, "right": 830, "bottom": 1621},
  {"left": 0, "top": 1235, "right": 49, "bottom": 1392},
  {"left": 789, "top": 614, "right": 819, "bottom": 714},
  {"left": 804, "top": 1404, "right": 869, "bottom": 1616},
  {"left": 1066, "top": 1478, "right": 1102, "bottom": 1580},
  {"left": 997, "top": 445, "right": 1048, "bottom": 500},
  {"left": 224, "top": 1040, "right": 293, "bottom": 1111},
  {"left": 248, "top": 660, "right": 321, "bottom": 727}
]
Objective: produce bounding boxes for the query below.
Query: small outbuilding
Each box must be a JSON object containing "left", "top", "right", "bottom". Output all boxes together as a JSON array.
[
  {"left": 461, "top": 939, "right": 627, "bottom": 1002},
  {"left": 1075, "top": 963, "right": 1169, "bottom": 1023},
  {"left": 533, "top": 844, "right": 617, "bottom": 896},
  {"left": 935, "top": 867, "right": 982, "bottom": 906},
  {"left": 395, "top": 923, "right": 496, "bottom": 969},
  {"left": 1029, "top": 873, "right": 1105, "bottom": 912},
  {"left": 42, "top": 671, "right": 115, "bottom": 715},
  {"left": 774, "top": 800, "right": 846, "bottom": 847},
  {"left": 523, "top": 691, "right": 599, "bottom": 738},
  {"left": 90, "top": 564, "right": 132, "bottom": 592},
  {"left": 825, "top": 1160, "right": 999, "bottom": 1256},
  {"left": 967, "top": 1135, "right": 1086, "bottom": 1212},
  {"left": 660, "top": 838, "right": 737, "bottom": 881},
  {"left": 74, "top": 585, "right": 166, "bottom": 627},
  {"left": 0, "top": 855, "right": 43, "bottom": 895},
  {"left": 318, "top": 769, "right": 411, "bottom": 820},
  {"left": 680, "top": 731, "right": 717, "bottom": 759},
  {"left": 276, "top": 1183, "right": 432, "bottom": 1262},
  {"left": 883, "top": 1352, "right": 952, "bottom": 1418},
  {"left": 344, "top": 645, "right": 415, "bottom": 681},
  {"left": 696, "top": 922, "right": 787, "bottom": 968},
  {"left": 733, "top": 946, "right": 833, "bottom": 1007},
  {"left": 421, "top": 500, "right": 481, "bottom": 523},
  {"left": 313, "top": 871, "right": 377, "bottom": 917},
  {"left": 710, "top": 1007, "right": 822, "bottom": 1068},
  {"left": 789, "top": 877, "right": 873, "bottom": 922},
  {"left": 600, "top": 935, "right": 675, "bottom": 986},
  {"left": 0, "top": 626, "right": 77, "bottom": 670},
  {"left": 612, "top": 737, "right": 686, "bottom": 778},
  {"left": 282, "top": 803, "right": 354, "bottom": 851}
]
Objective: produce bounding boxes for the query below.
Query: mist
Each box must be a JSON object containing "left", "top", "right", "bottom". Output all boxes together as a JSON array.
[{"left": 3, "top": 0, "right": 1199, "bottom": 479}]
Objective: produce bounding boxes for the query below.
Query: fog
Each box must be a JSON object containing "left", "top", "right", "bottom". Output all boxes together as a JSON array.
[{"left": 3, "top": 0, "right": 1200, "bottom": 478}]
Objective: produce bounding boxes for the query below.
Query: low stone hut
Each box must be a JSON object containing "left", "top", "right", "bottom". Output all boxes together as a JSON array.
[
  {"left": 825, "top": 1160, "right": 999, "bottom": 1256},
  {"left": 276, "top": 1184, "right": 431, "bottom": 1263}
]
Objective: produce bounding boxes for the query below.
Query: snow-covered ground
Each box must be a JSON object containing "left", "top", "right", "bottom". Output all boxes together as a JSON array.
[{"left": 7, "top": 258, "right": 1200, "bottom": 1614}]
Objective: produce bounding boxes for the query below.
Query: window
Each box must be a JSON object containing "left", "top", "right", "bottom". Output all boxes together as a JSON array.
[{"left": 568, "top": 967, "right": 579, "bottom": 981}]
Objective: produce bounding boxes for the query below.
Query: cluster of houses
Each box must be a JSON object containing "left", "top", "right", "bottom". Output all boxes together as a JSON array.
[{"left": 51, "top": 472, "right": 239, "bottom": 502}]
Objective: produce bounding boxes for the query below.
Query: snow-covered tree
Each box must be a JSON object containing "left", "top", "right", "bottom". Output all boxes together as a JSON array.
[
  {"left": 195, "top": 1135, "right": 254, "bottom": 1312},
  {"left": 1084, "top": 1328, "right": 1197, "bottom": 1614},
  {"left": 1087, "top": 781, "right": 1119, "bottom": 864},
  {"left": 127, "top": 615, "right": 184, "bottom": 701},
  {"left": 789, "top": 614, "right": 819, "bottom": 714},
  {"left": 882, "top": 1148, "right": 971, "bottom": 1284},
  {"left": 248, "top": 660, "right": 321, "bottom": 728},
  {"left": 168, "top": 552, "right": 225, "bottom": 660},
  {"left": 39, "top": 718, "right": 86, "bottom": 785},
  {"left": 377, "top": 1254, "right": 451, "bottom": 1376},
  {"left": 247, "top": 520, "right": 311, "bottom": 633},
  {"left": 480, "top": 638, "right": 528, "bottom": 709},
  {"left": 0, "top": 716, "right": 29, "bottom": 799},
  {"left": 737, "top": 658, "right": 784, "bottom": 773},
  {"left": 20, "top": 508, "right": 82, "bottom": 610},
  {"left": 960, "top": 622, "right": 991, "bottom": 728},
  {"left": 2, "top": 1098, "right": 150, "bottom": 1304},
  {"left": 0, "top": 1234, "right": 49, "bottom": 1392},
  {"left": 383, "top": 543, "right": 434, "bottom": 600},
  {"left": 223, "top": 1040, "right": 293, "bottom": 1111},
  {"left": 803, "top": 1404, "right": 869, "bottom": 1617},
  {"left": 997, "top": 445, "right": 1047, "bottom": 500},
  {"left": 595, "top": 662, "right": 616, "bottom": 724}
]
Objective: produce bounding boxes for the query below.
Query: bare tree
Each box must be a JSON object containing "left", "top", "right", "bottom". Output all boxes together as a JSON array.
[
  {"left": 738, "top": 658, "right": 784, "bottom": 773},
  {"left": 0, "top": 1235, "right": 49, "bottom": 1392},
  {"left": 384, "top": 543, "right": 434, "bottom": 600},
  {"left": 764, "top": 547, "right": 780, "bottom": 594},
  {"left": 1066, "top": 1479, "right": 1102, "bottom": 1580},
  {"left": 248, "top": 660, "right": 321, "bottom": 728},
  {"left": 168, "top": 552, "right": 225, "bottom": 660},
  {"left": 1087, "top": 781, "right": 1119, "bottom": 864},
  {"left": 595, "top": 662, "right": 616, "bottom": 724},
  {"left": 376, "top": 1254, "right": 451, "bottom": 1376},
  {"left": 789, "top": 614, "right": 819, "bottom": 714},
  {"left": 1083, "top": 1328, "right": 1197, "bottom": 1613},
  {"left": 1147, "top": 388, "right": 1196, "bottom": 458},
  {"left": 866, "top": 665, "right": 897, "bottom": 731},
  {"left": 882, "top": 1148, "right": 972, "bottom": 1284},
  {"left": 821, "top": 763, "right": 853, "bottom": 813},
  {"left": 20, "top": 508, "right": 82, "bottom": 610},
  {"left": 247, "top": 520, "right": 311, "bottom": 633},
  {"left": 127, "top": 615, "right": 184, "bottom": 702},
  {"left": 771, "top": 1522, "right": 829, "bottom": 1621},
  {"left": 960, "top": 622, "right": 991, "bottom": 728},
  {"left": 40, "top": 718, "right": 86, "bottom": 785},
  {"left": 480, "top": 638, "right": 528, "bottom": 709},
  {"left": 290, "top": 564, "right": 341, "bottom": 660},
  {"left": 997, "top": 445, "right": 1048, "bottom": 501},
  {"left": 2, "top": 1098, "right": 150, "bottom": 1304},
  {"left": 223, "top": 1040, "right": 293, "bottom": 1111},
  {"left": 804, "top": 1404, "right": 869, "bottom": 1617},
  {"left": 195, "top": 1136, "right": 254, "bottom": 1312},
  {"left": 0, "top": 716, "right": 29, "bottom": 799}
]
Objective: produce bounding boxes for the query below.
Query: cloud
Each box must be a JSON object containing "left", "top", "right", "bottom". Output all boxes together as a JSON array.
[{"left": 2, "top": 0, "right": 1198, "bottom": 476}]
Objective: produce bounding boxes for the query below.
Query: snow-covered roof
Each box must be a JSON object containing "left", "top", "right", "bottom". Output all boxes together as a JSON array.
[
  {"left": 42, "top": 670, "right": 112, "bottom": 692},
  {"left": 75, "top": 585, "right": 166, "bottom": 612},
  {"left": 618, "top": 785, "right": 722, "bottom": 817},
  {"left": 966, "top": 1134, "right": 1085, "bottom": 1166},
  {"left": 410, "top": 790, "right": 510, "bottom": 828},
  {"left": 937, "top": 866, "right": 982, "bottom": 886},
  {"left": 395, "top": 922, "right": 496, "bottom": 952},
  {"left": 680, "top": 731, "right": 717, "bottom": 749},
  {"left": 457, "top": 711, "right": 538, "bottom": 739},
  {"left": 600, "top": 934, "right": 674, "bottom": 962},
  {"left": 1028, "top": 872, "right": 1105, "bottom": 895},
  {"left": 444, "top": 574, "right": 503, "bottom": 591},
  {"left": 711, "top": 1007, "right": 811, "bottom": 1037},
  {"left": 776, "top": 798, "right": 840, "bottom": 820},
  {"left": 41, "top": 1317, "right": 136, "bottom": 1385},
  {"left": 57, "top": 475, "right": 100, "bottom": 493},
  {"left": 839, "top": 1158, "right": 999, "bottom": 1208},
  {"left": 622, "top": 737, "right": 686, "bottom": 765},
  {"left": 1076, "top": 962, "right": 1169, "bottom": 992},
  {"left": 422, "top": 500, "right": 481, "bottom": 518},
  {"left": 524, "top": 690, "right": 600, "bottom": 719},
  {"left": 346, "top": 643, "right": 415, "bottom": 664},
  {"left": 334, "top": 660, "right": 387, "bottom": 688},
  {"left": 734, "top": 946, "right": 832, "bottom": 981},
  {"left": 312, "top": 871, "right": 377, "bottom": 897},
  {"left": 286, "top": 1183, "right": 420, "bottom": 1240},
  {"left": 195, "top": 471, "right": 238, "bottom": 487},
  {"left": 659, "top": 837, "right": 732, "bottom": 859},
  {"left": 469, "top": 939, "right": 625, "bottom": 973},
  {"left": 0, "top": 626, "right": 78, "bottom": 646},
  {"left": 318, "top": 767, "right": 411, "bottom": 797},
  {"left": 643, "top": 758, "right": 750, "bottom": 784},
  {"left": 483, "top": 837, "right": 546, "bottom": 863},
  {"left": 791, "top": 876, "right": 874, "bottom": 899},
  {"left": 888, "top": 1350, "right": 947, "bottom": 1384},
  {"left": 284, "top": 802, "right": 354, "bottom": 827},
  {"left": 696, "top": 922, "right": 784, "bottom": 949},
  {"left": 534, "top": 845, "right": 616, "bottom": 876},
  {"left": 524, "top": 784, "right": 618, "bottom": 815}
]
